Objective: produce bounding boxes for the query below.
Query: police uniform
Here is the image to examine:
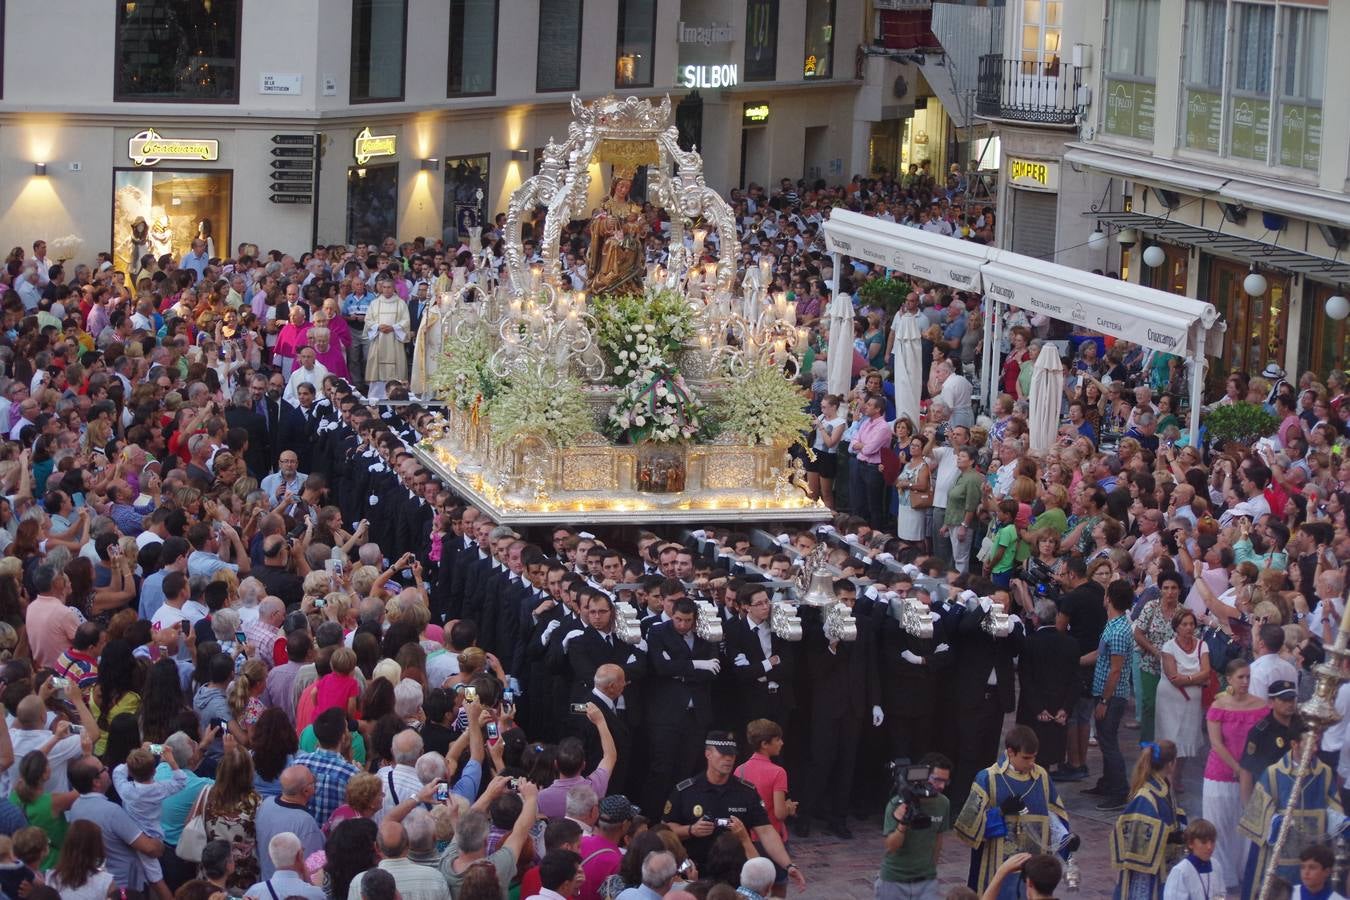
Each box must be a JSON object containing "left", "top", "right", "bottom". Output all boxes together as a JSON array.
[
  {"left": 1238, "top": 711, "right": 1296, "bottom": 781},
  {"left": 663, "top": 773, "right": 770, "bottom": 866}
]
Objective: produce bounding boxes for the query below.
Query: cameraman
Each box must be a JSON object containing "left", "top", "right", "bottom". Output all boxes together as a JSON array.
[{"left": 878, "top": 753, "right": 952, "bottom": 900}]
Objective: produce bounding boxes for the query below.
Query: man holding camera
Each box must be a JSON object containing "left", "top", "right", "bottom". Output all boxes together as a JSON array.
[
  {"left": 877, "top": 754, "right": 952, "bottom": 900},
  {"left": 662, "top": 731, "right": 806, "bottom": 891}
]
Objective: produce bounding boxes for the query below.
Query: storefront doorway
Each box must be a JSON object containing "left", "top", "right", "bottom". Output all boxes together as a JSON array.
[
  {"left": 112, "top": 168, "right": 232, "bottom": 282},
  {"left": 346, "top": 163, "right": 399, "bottom": 245},
  {"left": 1201, "top": 254, "right": 1288, "bottom": 377},
  {"left": 443, "top": 155, "right": 489, "bottom": 247},
  {"left": 1302, "top": 281, "right": 1348, "bottom": 376},
  {"left": 1142, "top": 242, "right": 1188, "bottom": 295}
]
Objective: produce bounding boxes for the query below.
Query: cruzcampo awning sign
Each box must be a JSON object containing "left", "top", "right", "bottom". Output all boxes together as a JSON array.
[
  {"left": 129, "top": 129, "right": 220, "bottom": 167},
  {"left": 354, "top": 127, "right": 397, "bottom": 165}
]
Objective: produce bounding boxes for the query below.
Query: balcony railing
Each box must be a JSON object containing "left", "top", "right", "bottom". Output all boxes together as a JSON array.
[{"left": 976, "top": 53, "right": 1081, "bottom": 125}]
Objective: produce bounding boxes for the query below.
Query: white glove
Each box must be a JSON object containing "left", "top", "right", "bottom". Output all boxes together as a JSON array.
[
  {"left": 900, "top": 650, "right": 926, "bottom": 665},
  {"left": 776, "top": 532, "right": 791, "bottom": 546},
  {"left": 934, "top": 642, "right": 951, "bottom": 654},
  {"left": 902, "top": 564, "right": 922, "bottom": 578},
  {"left": 844, "top": 534, "right": 861, "bottom": 545},
  {"left": 865, "top": 585, "right": 880, "bottom": 601},
  {"left": 872, "top": 706, "right": 884, "bottom": 727},
  {"left": 692, "top": 658, "right": 722, "bottom": 675},
  {"left": 578, "top": 531, "right": 596, "bottom": 540},
  {"left": 979, "top": 597, "right": 993, "bottom": 614},
  {"left": 690, "top": 529, "right": 707, "bottom": 541},
  {"left": 817, "top": 524, "right": 837, "bottom": 535},
  {"left": 876, "top": 552, "right": 895, "bottom": 563}
]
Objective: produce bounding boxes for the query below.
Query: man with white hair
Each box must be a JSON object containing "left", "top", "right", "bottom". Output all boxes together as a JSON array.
[
  {"left": 738, "top": 857, "right": 776, "bottom": 900},
  {"left": 235, "top": 576, "right": 266, "bottom": 625},
  {"left": 395, "top": 678, "right": 425, "bottom": 724},
  {"left": 565, "top": 784, "right": 600, "bottom": 836},
  {"left": 359, "top": 542, "right": 385, "bottom": 568},
  {"left": 243, "top": 832, "right": 324, "bottom": 900},
  {"left": 254, "top": 766, "right": 323, "bottom": 879},
  {"left": 442, "top": 779, "right": 540, "bottom": 897},
  {"left": 378, "top": 729, "right": 426, "bottom": 815},
  {"left": 935, "top": 360, "right": 974, "bottom": 427},
  {"left": 616, "top": 850, "right": 677, "bottom": 899},
  {"left": 244, "top": 596, "right": 288, "bottom": 667},
  {"left": 349, "top": 819, "right": 450, "bottom": 900}
]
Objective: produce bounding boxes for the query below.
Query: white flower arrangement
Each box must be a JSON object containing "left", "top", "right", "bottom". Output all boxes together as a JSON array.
[
  {"left": 592, "top": 288, "right": 696, "bottom": 386},
  {"left": 490, "top": 368, "right": 593, "bottom": 448},
  {"left": 708, "top": 362, "right": 813, "bottom": 447},
  {"left": 606, "top": 365, "right": 704, "bottom": 444}
]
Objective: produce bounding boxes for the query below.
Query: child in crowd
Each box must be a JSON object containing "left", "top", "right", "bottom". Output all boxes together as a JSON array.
[
  {"left": 10, "top": 828, "right": 48, "bottom": 885},
  {"left": 1296, "top": 845, "right": 1345, "bottom": 900},
  {"left": 1162, "top": 818, "right": 1220, "bottom": 900},
  {"left": 314, "top": 646, "right": 361, "bottom": 718},
  {"left": 113, "top": 746, "right": 188, "bottom": 900},
  {"left": 0, "top": 834, "right": 35, "bottom": 899}
]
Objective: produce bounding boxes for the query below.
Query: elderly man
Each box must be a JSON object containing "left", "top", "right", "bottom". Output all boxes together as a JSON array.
[
  {"left": 1128, "top": 509, "right": 1164, "bottom": 570},
  {"left": 738, "top": 858, "right": 777, "bottom": 900},
  {"left": 616, "top": 851, "right": 678, "bottom": 899},
  {"left": 25, "top": 559, "right": 80, "bottom": 669},
  {"left": 67, "top": 756, "right": 164, "bottom": 893},
  {"left": 364, "top": 276, "right": 411, "bottom": 399},
  {"left": 181, "top": 238, "right": 210, "bottom": 282},
  {"left": 935, "top": 359, "right": 975, "bottom": 428},
  {"left": 244, "top": 596, "right": 289, "bottom": 667},
  {"left": 254, "top": 766, "right": 324, "bottom": 879},
  {"left": 378, "top": 729, "right": 427, "bottom": 815},
  {"left": 5, "top": 689, "right": 95, "bottom": 795},
  {"left": 349, "top": 820, "right": 451, "bottom": 900},
  {"left": 260, "top": 450, "right": 306, "bottom": 502},
  {"left": 284, "top": 345, "right": 330, "bottom": 405},
  {"left": 442, "top": 779, "right": 540, "bottom": 896},
  {"left": 244, "top": 832, "right": 325, "bottom": 900}
]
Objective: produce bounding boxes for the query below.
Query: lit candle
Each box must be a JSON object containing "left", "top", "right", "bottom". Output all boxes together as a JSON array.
[
  {"left": 699, "top": 334, "right": 710, "bottom": 352},
  {"left": 574, "top": 291, "right": 587, "bottom": 313},
  {"left": 774, "top": 338, "right": 787, "bottom": 361},
  {"left": 784, "top": 304, "right": 797, "bottom": 326},
  {"left": 795, "top": 327, "right": 809, "bottom": 349},
  {"left": 509, "top": 298, "right": 522, "bottom": 317},
  {"left": 530, "top": 264, "right": 542, "bottom": 291},
  {"left": 759, "top": 256, "right": 773, "bottom": 282},
  {"left": 704, "top": 262, "right": 718, "bottom": 284},
  {"left": 692, "top": 227, "right": 707, "bottom": 256},
  {"left": 773, "top": 292, "right": 788, "bottom": 320}
]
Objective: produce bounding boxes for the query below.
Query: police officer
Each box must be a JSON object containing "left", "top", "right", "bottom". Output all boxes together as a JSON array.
[
  {"left": 662, "top": 731, "right": 807, "bottom": 890},
  {"left": 1238, "top": 679, "right": 1300, "bottom": 805}
]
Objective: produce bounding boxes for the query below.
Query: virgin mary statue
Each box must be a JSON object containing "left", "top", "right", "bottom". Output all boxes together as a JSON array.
[{"left": 586, "top": 167, "right": 648, "bottom": 296}]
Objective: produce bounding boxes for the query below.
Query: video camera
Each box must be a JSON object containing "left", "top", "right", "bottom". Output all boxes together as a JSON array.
[{"left": 887, "top": 758, "right": 936, "bottom": 829}]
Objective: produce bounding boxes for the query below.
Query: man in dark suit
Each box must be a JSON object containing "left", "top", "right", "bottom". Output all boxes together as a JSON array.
[
  {"left": 568, "top": 662, "right": 633, "bottom": 798},
  {"left": 642, "top": 596, "right": 721, "bottom": 816},
  {"left": 565, "top": 592, "right": 644, "bottom": 704},
  {"left": 225, "top": 387, "right": 269, "bottom": 479},
  {"left": 950, "top": 585, "right": 1025, "bottom": 812},
  {"left": 451, "top": 518, "right": 496, "bottom": 623},
  {"left": 798, "top": 582, "right": 880, "bottom": 839},
  {"left": 1016, "top": 594, "right": 1082, "bottom": 773},
  {"left": 724, "top": 582, "right": 797, "bottom": 728},
  {"left": 262, "top": 371, "right": 309, "bottom": 469}
]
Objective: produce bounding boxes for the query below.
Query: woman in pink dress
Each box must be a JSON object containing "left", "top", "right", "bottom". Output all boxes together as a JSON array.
[
  {"left": 1201, "top": 658, "right": 1268, "bottom": 893},
  {"left": 272, "top": 305, "right": 310, "bottom": 379}
]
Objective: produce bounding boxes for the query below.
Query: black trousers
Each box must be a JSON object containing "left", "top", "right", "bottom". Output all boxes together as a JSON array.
[
  {"left": 644, "top": 710, "right": 706, "bottom": 815},
  {"left": 856, "top": 461, "right": 888, "bottom": 531},
  {"left": 952, "top": 690, "right": 1005, "bottom": 813},
  {"left": 805, "top": 710, "right": 863, "bottom": 823}
]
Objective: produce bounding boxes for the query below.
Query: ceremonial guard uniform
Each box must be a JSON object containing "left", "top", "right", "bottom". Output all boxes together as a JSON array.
[
  {"left": 954, "top": 754, "right": 1070, "bottom": 900},
  {"left": 663, "top": 771, "right": 770, "bottom": 867},
  {"left": 1238, "top": 751, "right": 1345, "bottom": 900},
  {"left": 1110, "top": 772, "right": 1186, "bottom": 900}
]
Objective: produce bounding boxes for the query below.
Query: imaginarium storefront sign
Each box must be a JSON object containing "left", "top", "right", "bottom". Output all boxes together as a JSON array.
[{"left": 128, "top": 129, "right": 220, "bottom": 167}]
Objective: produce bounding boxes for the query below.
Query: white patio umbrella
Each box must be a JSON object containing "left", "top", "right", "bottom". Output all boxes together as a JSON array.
[
  {"left": 892, "top": 313, "right": 923, "bottom": 427},
  {"left": 825, "top": 291, "right": 855, "bottom": 396},
  {"left": 1029, "top": 342, "right": 1065, "bottom": 454}
]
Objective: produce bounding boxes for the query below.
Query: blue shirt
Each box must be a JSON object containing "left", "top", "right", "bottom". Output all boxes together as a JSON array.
[
  {"left": 343, "top": 291, "right": 373, "bottom": 317},
  {"left": 1092, "top": 614, "right": 1135, "bottom": 699},
  {"left": 181, "top": 251, "right": 210, "bottom": 282},
  {"left": 153, "top": 766, "right": 212, "bottom": 845},
  {"left": 291, "top": 748, "right": 360, "bottom": 826},
  {"left": 139, "top": 569, "right": 168, "bottom": 621}
]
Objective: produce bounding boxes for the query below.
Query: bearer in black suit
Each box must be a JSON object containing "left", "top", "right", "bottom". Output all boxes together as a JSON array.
[
  {"left": 642, "top": 596, "right": 721, "bottom": 816},
  {"left": 565, "top": 591, "right": 645, "bottom": 705},
  {"left": 567, "top": 663, "right": 631, "bottom": 799},
  {"left": 724, "top": 582, "right": 797, "bottom": 728},
  {"left": 1015, "top": 592, "right": 1081, "bottom": 772}
]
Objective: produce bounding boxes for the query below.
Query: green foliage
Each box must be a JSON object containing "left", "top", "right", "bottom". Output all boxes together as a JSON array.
[
  {"left": 857, "top": 275, "right": 910, "bottom": 315},
  {"left": 490, "top": 369, "right": 593, "bottom": 449},
  {"left": 429, "top": 328, "right": 499, "bottom": 411},
  {"left": 591, "top": 287, "right": 696, "bottom": 385},
  {"left": 1204, "top": 401, "right": 1278, "bottom": 448},
  {"left": 708, "top": 363, "right": 813, "bottom": 447}
]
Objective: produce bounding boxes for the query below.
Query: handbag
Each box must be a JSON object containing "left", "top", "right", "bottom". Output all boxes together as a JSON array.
[
  {"left": 909, "top": 464, "right": 933, "bottom": 510},
  {"left": 176, "top": 784, "right": 212, "bottom": 863}
]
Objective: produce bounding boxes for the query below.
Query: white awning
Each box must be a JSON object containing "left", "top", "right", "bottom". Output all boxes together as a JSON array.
[
  {"left": 824, "top": 208, "right": 988, "bottom": 291},
  {"left": 920, "top": 61, "right": 971, "bottom": 129},
  {"left": 982, "top": 251, "right": 1219, "bottom": 357}
]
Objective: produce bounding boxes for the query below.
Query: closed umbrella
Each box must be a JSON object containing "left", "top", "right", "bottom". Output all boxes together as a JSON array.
[
  {"left": 892, "top": 312, "right": 923, "bottom": 427},
  {"left": 825, "top": 291, "right": 855, "bottom": 396},
  {"left": 1029, "top": 342, "right": 1064, "bottom": 454}
]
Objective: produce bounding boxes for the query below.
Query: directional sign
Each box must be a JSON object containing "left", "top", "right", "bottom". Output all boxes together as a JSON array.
[
  {"left": 272, "top": 147, "right": 315, "bottom": 158},
  {"left": 270, "top": 170, "right": 313, "bottom": 181},
  {"left": 270, "top": 194, "right": 312, "bottom": 204},
  {"left": 270, "top": 181, "right": 313, "bottom": 192},
  {"left": 272, "top": 134, "right": 316, "bottom": 146},
  {"left": 271, "top": 159, "right": 315, "bottom": 170}
]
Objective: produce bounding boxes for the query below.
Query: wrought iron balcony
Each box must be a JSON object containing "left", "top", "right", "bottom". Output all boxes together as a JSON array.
[{"left": 976, "top": 53, "right": 1081, "bottom": 125}]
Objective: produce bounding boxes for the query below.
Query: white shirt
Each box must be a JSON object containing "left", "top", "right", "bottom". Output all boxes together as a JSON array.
[
  {"left": 930, "top": 445, "right": 960, "bottom": 507},
  {"left": 1248, "top": 652, "right": 1298, "bottom": 701},
  {"left": 7, "top": 728, "right": 83, "bottom": 795},
  {"left": 284, "top": 361, "right": 330, "bottom": 404},
  {"left": 938, "top": 374, "right": 974, "bottom": 426},
  {"left": 376, "top": 763, "right": 423, "bottom": 816}
]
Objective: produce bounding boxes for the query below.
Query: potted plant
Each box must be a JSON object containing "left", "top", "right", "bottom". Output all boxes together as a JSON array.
[
  {"left": 1203, "top": 402, "right": 1278, "bottom": 451},
  {"left": 857, "top": 274, "right": 910, "bottom": 316}
]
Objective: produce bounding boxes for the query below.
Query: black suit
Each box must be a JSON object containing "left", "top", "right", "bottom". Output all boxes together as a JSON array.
[
  {"left": 569, "top": 691, "right": 633, "bottom": 798},
  {"left": 566, "top": 627, "right": 641, "bottom": 704},
  {"left": 724, "top": 616, "right": 797, "bottom": 727},
  {"left": 950, "top": 604, "right": 1025, "bottom": 811},
  {"left": 801, "top": 603, "right": 879, "bottom": 826},
  {"left": 642, "top": 621, "right": 720, "bottom": 815},
  {"left": 267, "top": 399, "right": 309, "bottom": 470},
  {"left": 225, "top": 406, "right": 270, "bottom": 479},
  {"left": 1017, "top": 625, "right": 1081, "bottom": 770}
]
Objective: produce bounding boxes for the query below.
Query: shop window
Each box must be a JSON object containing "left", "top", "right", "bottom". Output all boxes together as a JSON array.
[
  {"left": 615, "top": 0, "right": 655, "bottom": 88},
  {"left": 443, "top": 155, "right": 490, "bottom": 247},
  {"left": 1276, "top": 6, "right": 1325, "bottom": 171},
  {"left": 803, "top": 0, "right": 834, "bottom": 79},
  {"left": 1203, "top": 255, "right": 1287, "bottom": 376},
  {"left": 112, "top": 169, "right": 232, "bottom": 276},
  {"left": 1182, "top": 0, "right": 1224, "bottom": 153},
  {"left": 1304, "top": 282, "right": 1348, "bottom": 377},
  {"left": 744, "top": 0, "right": 778, "bottom": 82},
  {"left": 447, "top": 0, "right": 498, "bottom": 97},
  {"left": 346, "top": 164, "right": 400, "bottom": 245},
  {"left": 351, "top": 0, "right": 408, "bottom": 103},
  {"left": 537, "top": 0, "right": 583, "bottom": 93},
  {"left": 1018, "top": 0, "right": 1061, "bottom": 74},
  {"left": 1102, "top": 0, "right": 1158, "bottom": 141},
  {"left": 115, "top": 0, "right": 241, "bottom": 102}
]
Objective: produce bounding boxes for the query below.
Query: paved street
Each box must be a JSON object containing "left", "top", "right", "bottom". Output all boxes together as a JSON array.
[{"left": 792, "top": 719, "right": 1210, "bottom": 899}]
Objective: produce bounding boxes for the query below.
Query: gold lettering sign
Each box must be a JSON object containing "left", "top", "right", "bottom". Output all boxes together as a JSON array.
[
  {"left": 743, "top": 103, "right": 770, "bottom": 124},
  {"left": 129, "top": 129, "right": 220, "bottom": 167},
  {"left": 1008, "top": 158, "right": 1058, "bottom": 191},
  {"left": 354, "top": 127, "right": 398, "bottom": 165}
]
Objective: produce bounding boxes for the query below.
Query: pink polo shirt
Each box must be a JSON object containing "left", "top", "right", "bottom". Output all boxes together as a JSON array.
[
  {"left": 26, "top": 594, "right": 78, "bottom": 669},
  {"left": 735, "top": 752, "right": 788, "bottom": 841}
]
